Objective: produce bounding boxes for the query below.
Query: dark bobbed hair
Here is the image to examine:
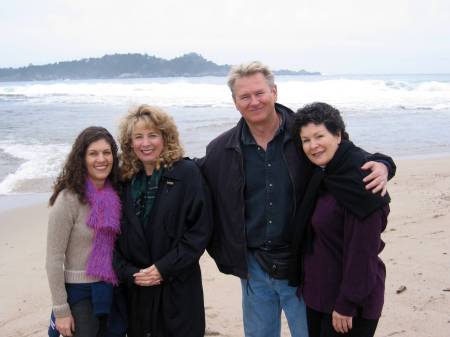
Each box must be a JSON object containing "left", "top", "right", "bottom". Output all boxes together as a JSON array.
[
  {"left": 49, "top": 126, "right": 120, "bottom": 206},
  {"left": 293, "top": 102, "right": 350, "bottom": 141}
]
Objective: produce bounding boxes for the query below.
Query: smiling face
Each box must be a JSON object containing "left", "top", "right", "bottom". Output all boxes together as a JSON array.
[
  {"left": 232, "top": 72, "right": 278, "bottom": 127},
  {"left": 300, "top": 123, "right": 341, "bottom": 167},
  {"left": 85, "top": 138, "right": 113, "bottom": 188},
  {"left": 131, "top": 120, "right": 164, "bottom": 175}
]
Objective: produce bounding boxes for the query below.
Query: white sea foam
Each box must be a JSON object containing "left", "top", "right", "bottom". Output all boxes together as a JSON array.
[
  {"left": 278, "top": 79, "right": 450, "bottom": 112},
  {"left": 1, "top": 77, "right": 449, "bottom": 110},
  {"left": 0, "top": 142, "right": 70, "bottom": 194},
  {"left": 0, "top": 79, "right": 233, "bottom": 107}
]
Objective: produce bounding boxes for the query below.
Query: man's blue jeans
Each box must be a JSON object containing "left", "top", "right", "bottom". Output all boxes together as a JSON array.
[{"left": 240, "top": 251, "right": 309, "bottom": 337}]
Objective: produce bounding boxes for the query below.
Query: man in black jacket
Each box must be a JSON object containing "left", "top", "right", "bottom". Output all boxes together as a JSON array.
[{"left": 199, "top": 61, "right": 395, "bottom": 337}]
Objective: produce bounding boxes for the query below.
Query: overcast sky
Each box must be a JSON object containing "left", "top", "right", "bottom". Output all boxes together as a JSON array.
[{"left": 1, "top": 0, "right": 449, "bottom": 74}]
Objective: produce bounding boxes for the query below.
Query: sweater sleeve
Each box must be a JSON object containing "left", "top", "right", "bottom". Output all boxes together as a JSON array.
[
  {"left": 45, "top": 191, "right": 76, "bottom": 318},
  {"left": 334, "top": 207, "right": 388, "bottom": 316}
]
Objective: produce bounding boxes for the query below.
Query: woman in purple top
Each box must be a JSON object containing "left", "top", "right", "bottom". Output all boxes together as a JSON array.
[{"left": 291, "top": 102, "right": 391, "bottom": 337}]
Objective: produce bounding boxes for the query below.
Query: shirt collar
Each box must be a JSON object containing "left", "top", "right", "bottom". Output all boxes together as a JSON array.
[{"left": 241, "top": 110, "right": 286, "bottom": 145}]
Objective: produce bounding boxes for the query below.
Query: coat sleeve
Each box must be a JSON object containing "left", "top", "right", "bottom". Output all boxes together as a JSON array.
[
  {"left": 154, "top": 165, "right": 212, "bottom": 281},
  {"left": 334, "top": 206, "right": 388, "bottom": 316},
  {"left": 45, "top": 191, "right": 75, "bottom": 318},
  {"left": 113, "top": 216, "right": 140, "bottom": 285},
  {"left": 357, "top": 145, "right": 396, "bottom": 180}
]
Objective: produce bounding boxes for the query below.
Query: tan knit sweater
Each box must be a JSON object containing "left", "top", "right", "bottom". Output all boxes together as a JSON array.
[{"left": 45, "top": 189, "right": 100, "bottom": 318}]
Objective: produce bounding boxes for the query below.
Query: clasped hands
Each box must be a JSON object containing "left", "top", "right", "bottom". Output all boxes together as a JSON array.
[{"left": 133, "top": 264, "right": 163, "bottom": 286}]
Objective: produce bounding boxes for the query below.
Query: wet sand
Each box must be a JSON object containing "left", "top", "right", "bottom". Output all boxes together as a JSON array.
[{"left": 1, "top": 156, "right": 449, "bottom": 337}]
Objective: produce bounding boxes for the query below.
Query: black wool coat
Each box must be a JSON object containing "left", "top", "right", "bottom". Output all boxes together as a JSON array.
[{"left": 113, "top": 159, "right": 212, "bottom": 337}]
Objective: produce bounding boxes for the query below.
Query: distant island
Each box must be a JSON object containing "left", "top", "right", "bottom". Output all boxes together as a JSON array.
[{"left": 0, "top": 53, "right": 320, "bottom": 82}]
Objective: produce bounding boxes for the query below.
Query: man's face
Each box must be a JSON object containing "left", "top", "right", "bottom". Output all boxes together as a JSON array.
[{"left": 232, "top": 73, "right": 277, "bottom": 127}]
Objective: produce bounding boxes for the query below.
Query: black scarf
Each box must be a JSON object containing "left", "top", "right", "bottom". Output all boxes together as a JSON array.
[{"left": 288, "top": 140, "right": 390, "bottom": 286}]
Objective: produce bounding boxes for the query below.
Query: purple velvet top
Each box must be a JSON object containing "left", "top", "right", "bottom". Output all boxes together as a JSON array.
[{"left": 301, "top": 192, "right": 389, "bottom": 319}]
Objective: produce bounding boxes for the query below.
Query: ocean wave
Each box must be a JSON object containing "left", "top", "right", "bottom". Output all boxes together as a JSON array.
[
  {"left": 432, "top": 103, "right": 450, "bottom": 110},
  {"left": 416, "top": 81, "right": 450, "bottom": 92},
  {"left": 183, "top": 121, "right": 237, "bottom": 131},
  {"left": 0, "top": 142, "right": 70, "bottom": 194},
  {"left": 279, "top": 78, "right": 450, "bottom": 112},
  {"left": 182, "top": 104, "right": 215, "bottom": 108},
  {"left": 0, "top": 93, "right": 28, "bottom": 102},
  {"left": 0, "top": 93, "right": 28, "bottom": 98},
  {"left": 384, "top": 80, "right": 416, "bottom": 91},
  {"left": 1, "top": 77, "right": 449, "bottom": 111}
]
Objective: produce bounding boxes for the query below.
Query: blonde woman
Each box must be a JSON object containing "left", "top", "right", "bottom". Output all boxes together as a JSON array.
[{"left": 113, "top": 105, "right": 211, "bottom": 337}]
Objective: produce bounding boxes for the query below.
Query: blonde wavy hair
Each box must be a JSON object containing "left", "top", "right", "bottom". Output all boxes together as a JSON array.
[
  {"left": 227, "top": 61, "right": 275, "bottom": 99},
  {"left": 118, "top": 105, "right": 184, "bottom": 180}
]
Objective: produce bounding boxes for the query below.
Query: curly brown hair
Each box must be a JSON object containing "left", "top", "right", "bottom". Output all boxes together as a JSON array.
[
  {"left": 118, "top": 105, "right": 184, "bottom": 180},
  {"left": 49, "top": 126, "right": 121, "bottom": 206}
]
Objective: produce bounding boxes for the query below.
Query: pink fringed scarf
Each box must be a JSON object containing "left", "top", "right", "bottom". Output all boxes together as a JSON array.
[{"left": 85, "top": 179, "right": 121, "bottom": 285}]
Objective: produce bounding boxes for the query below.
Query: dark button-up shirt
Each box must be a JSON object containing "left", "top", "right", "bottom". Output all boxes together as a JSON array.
[
  {"left": 241, "top": 113, "right": 293, "bottom": 248},
  {"left": 301, "top": 192, "right": 389, "bottom": 319}
]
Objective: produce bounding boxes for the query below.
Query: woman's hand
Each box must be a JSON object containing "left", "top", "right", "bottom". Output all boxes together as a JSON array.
[
  {"left": 133, "top": 264, "right": 164, "bottom": 286},
  {"left": 332, "top": 310, "right": 352, "bottom": 334},
  {"left": 361, "top": 161, "right": 388, "bottom": 196},
  {"left": 55, "top": 315, "right": 75, "bottom": 336}
]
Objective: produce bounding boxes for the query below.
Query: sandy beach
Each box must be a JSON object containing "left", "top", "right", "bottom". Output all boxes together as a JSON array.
[{"left": 1, "top": 156, "right": 449, "bottom": 337}]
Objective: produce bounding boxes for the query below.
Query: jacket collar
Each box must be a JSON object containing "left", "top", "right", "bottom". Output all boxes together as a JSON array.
[
  {"left": 160, "top": 159, "right": 185, "bottom": 181},
  {"left": 224, "top": 103, "right": 294, "bottom": 150},
  {"left": 122, "top": 159, "right": 186, "bottom": 247}
]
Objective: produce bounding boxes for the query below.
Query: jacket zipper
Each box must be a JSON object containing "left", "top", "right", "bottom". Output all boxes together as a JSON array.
[
  {"left": 235, "top": 145, "right": 249, "bottom": 277},
  {"left": 282, "top": 142, "right": 297, "bottom": 228}
]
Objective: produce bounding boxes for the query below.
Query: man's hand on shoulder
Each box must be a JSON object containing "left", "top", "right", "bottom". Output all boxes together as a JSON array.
[{"left": 361, "top": 161, "right": 388, "bottom": 196}]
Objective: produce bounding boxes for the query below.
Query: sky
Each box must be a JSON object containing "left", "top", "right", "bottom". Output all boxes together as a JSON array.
[{"left": 1, "top": 0, "right": 449, "bottom": 74}]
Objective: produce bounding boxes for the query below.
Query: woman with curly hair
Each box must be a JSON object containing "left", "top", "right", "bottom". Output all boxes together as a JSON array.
[
  {"left": 113, "top": 105, "right": 211, "bottom": 337},
  {"left": 290, "top": 103, "right": 391, "bottom": 337},
  {"left": 46, "top": 126, "right": 125, "bottom": 337}
]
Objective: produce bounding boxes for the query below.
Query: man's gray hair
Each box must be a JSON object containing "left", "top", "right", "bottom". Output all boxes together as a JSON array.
[{"left": 227, "top": 61, "right": 275, "bottom": 98}]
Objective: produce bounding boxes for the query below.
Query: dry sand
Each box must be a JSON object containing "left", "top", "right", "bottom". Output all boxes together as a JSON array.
[{"left": 1, "top": 156, "right": 449, "bottom": 337}]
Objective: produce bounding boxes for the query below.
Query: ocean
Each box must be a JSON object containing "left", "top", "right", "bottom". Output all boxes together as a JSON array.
[{"left": 1, "top": 74, "right": 450, "bottom": 196}]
